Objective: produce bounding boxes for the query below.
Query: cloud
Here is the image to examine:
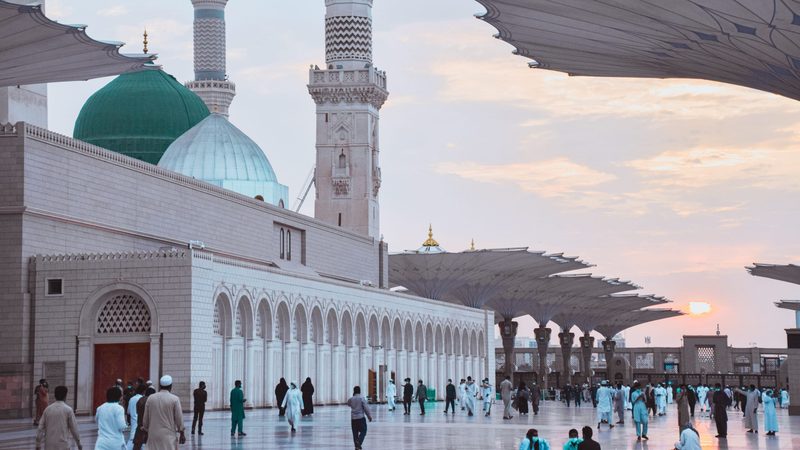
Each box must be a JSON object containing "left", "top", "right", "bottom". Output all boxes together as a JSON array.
[
  {"left": 98, "top": 5, "right": 128, "bottom": 17},
  {"left": 436, "top": 158, "right": 616, "bottom": 198}
]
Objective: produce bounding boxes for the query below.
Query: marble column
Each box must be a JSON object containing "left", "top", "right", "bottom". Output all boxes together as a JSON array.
[
  {"left": 602, "top": 339, "right": 617, "bottom": 374},
  {"left": 534, "top": 326, "right": 551, "bottom": 387},
  {"left": 579, "top": 333, "right": 595, "bottom": 382},
  {"left": 75, "top": 336, "right": 92, "bottom": 414},
  {"left": 559, "top": 331, "right": 575, "bottom": 385},
  {"left": 499, "top": 320, "right": 518, "bottom": 378}
]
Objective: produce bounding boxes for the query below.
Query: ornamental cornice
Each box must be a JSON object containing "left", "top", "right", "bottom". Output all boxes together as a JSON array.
[{"left": 308, "top": 85, "right": 388, "bottom": 108}]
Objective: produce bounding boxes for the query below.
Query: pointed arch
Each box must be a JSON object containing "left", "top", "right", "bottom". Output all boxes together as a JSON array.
[
  {"left": 435, "top": 324, "right": 444, "bottom": 354},
  {"left": 425, "top": 323, "right": 434, "bottom": 353},
  {"left": 380, "top": 316, "right": 391, "bottom": 349},
  {"left": 368, "top": 314, "right": 380, "bottom": 347},
  {"left": 453, "top": 328, "right": 462, "bottom": 356},
  {"left": 470, "top": 329, "right": 478, "bottom": 356},
  {"left": 326, "top": 308, "right": 339, "bottom": 345},
  {"left": 214, "top": 292, "right": 233, "bottom": 338},
  {"left": 275, "top": 300, "right": 291, "bottom": 342},
  {"left": 341, "top": 310, "right": 354, "bottom": 346},
  {"left": 293, "top": 303, "right": 309, "bottom": 344},
  {"left": 355, "top": 312, "right": 367, "bottom": 348},
  {"left": 414, "top": 321, "right": 424, "bottom": 353},
  {"left": 256, "top": 298, "right": 273, "bottom": 339},
  {"left": 392, "top": 317, "right": 403, "bottom": 351},
  {"left": 235, "top": 295, "right": 254, "bottom": 339},
  {"left": 404, "top": 320, "right": 413, "bottom": 351},
  {"left": 444, "top": 325, "right": 453, "bottom": 354},
  {"left": 462, "top": 329, "right": 470, "bottom": 356},
  {"left": 310, "top": 306, "right": 324, "bottom": 344}
]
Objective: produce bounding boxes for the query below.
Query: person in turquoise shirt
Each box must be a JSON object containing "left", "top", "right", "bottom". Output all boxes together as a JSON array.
[
  {"left": 631, "top": 382, "right": 649, "bottom": 441},
  {"left": 230, "top": 380, "right": 246, "bottom": 437},
  {"left": 518, "top": 428, "right": 550, "bottom": 450},
  {"left": 562, "top": 428, "right": 582, "bottom": 450}
]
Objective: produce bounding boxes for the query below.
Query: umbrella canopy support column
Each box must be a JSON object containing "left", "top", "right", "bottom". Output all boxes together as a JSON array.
[
  {"left": 558, "top": 331, "right": 575, "bottom": 385},
  {"left": 499, "top": 320, "right": 518, "bottom": 379},
  {"left": 534, "top": 326, "right": 551, "bottom": 388},
  {"left": 579, "top": 333, "right": 594, "bottom": 383},
  {"left": 602, "top": 339, "right": 617, "bottom": 372}
]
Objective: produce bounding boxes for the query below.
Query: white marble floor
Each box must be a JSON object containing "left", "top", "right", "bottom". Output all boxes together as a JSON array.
[{"left": 1, "top": 400, "right": 797, "bottom": 449}]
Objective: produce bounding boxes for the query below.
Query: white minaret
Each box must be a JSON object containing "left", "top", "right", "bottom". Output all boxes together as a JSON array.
[
  {"left": 308, "top": 0, "right": 388, "bottom": 238},
  {"left": 186, "top": 0, "right": 236, "bottom": 116}
]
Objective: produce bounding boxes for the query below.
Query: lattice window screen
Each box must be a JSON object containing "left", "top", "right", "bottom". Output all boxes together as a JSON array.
[
  {"left": 213, "top": 302, "right": 221, "bottom": 336},
  {"left": 96, "top": 294, "right": 151, "bottom": 334},
  {"left": 635, "top": 353, "right": 654, "bottom": 369},
  {"left": 697, "top": 345, "right": 716, "bottom": 373},
  {"left": 255, "top": 312, "right": 263, "bottom": 338},
  {"left": 235, "top": 308, "right": 243, "bottom": 337}
]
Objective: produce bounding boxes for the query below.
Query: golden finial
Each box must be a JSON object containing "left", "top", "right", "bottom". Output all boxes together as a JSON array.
[
  {"left": 469, "top": 239, "right": 475, "bottom": 251},
  {"left": 143, "top": 28, "right": 149, "bottom": 54},
  {"left": 422, "top": 224, "right": 439, "bottom": 247}
]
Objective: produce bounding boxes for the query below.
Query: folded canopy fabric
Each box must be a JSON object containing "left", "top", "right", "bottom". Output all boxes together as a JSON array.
[
  {"left": 475, "top": 0, "right": 800, "bottom": 100},
  {"left": 0, "top": 1, "right": 155, "bottom": 87}
]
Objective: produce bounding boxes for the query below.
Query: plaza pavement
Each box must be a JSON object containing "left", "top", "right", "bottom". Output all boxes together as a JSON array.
[{"left": 0, "top": 400, "right": 796, "bottom": 449}]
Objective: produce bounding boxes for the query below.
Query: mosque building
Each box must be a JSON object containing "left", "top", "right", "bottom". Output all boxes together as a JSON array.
[{"left": 0, "top": 0, "right": 491, "bottom": 417}]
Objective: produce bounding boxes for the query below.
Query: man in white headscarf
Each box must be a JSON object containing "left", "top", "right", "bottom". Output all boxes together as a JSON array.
[
  {"left": 281, "top": 382, "right": 304, "bottom": 433},
  {"left": 141, "top": 375, "right": 186, "bottom": 450}
]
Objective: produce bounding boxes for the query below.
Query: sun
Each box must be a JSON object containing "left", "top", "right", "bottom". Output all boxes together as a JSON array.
[{"left": 688, "top": 302, "right": 712, "bottom": 316}]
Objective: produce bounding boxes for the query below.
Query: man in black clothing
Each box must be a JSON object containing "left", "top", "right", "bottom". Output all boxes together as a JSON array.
[
  {"left": 577, "top": 425, "right": 601, "bottom": 450},
  {"left": 687, "top": 386, "right": 697, "bottom": 417},
  {"left": 712, "top": 383, "right": 728, "bottom": 438},
  {"left": 564, "top": 384, "right": 572, "bottom": 407},
  {"left": 415, "top": 380, "right": 428, "bottom": 415},
  {"left": 444, "top": 379, "right": 457, "bottom": 414},
  {"left": 402, "top": 378, "right": 414, "bottom": 415},
  {"left": 192, "top": 381, "right": 207, "bottom": 435}
]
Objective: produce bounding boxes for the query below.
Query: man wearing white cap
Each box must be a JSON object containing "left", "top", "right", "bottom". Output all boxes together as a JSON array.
[{"left": 142, "top": 375, "right": 186, "bottom": 450}]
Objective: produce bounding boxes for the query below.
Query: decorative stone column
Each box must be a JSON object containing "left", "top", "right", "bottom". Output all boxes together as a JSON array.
[
  {"left": 602, "top": 339, "right": 617, "bottom": 373},
  {"left": 499, "top": 320, "right": 518, "bottom": 378},
  {"left": 559, "top": 331, "right": 575, "bottom": 385},
  {"left": 534, "top": 326, "right": 551, "bottom": 387},
  {"left": 579, "top": 333, "right": 595, "bottom": 382}
]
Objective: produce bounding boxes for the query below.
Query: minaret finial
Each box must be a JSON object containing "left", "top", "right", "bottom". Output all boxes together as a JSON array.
[
  {"left": 422, "top": 224, "right": 439, "bottom": 247},
  {"left": 143, "top": 28, "right": 148, "bottom": 54},
  {"left": 470, "top": 239, "right": 475, "bottom": 251}
]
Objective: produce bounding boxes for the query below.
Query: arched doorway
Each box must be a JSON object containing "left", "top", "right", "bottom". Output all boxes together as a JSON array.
[{"left": 84, "top": 290, "right": 156, "bottom": 413}]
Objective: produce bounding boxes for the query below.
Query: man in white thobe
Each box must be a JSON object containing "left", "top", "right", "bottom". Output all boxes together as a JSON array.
[
  {"left": 499, "top": 376, "right": 513, "bottom": 419},
  {"left": 623, "top": 384, "right": 632, "bottom": 410},
  {"left": 464, "top": 377, "right": 477, "bottom": 416},
  {"left": 386, "top": 379, "right": 397, "bottom": 411},
  {"left": 126, "top": 387, "right": 143, "bottom": 450},
  {"left": 697, "top": 385, "right": 708, "bottom": 414},
  {"left": 141, "top": 375, "right": 186, "bottom": 450},
  {"left": 735, "top": 385, "right": 761, "bottom": 433},
  {"left": 781, "top": 388, "right": 790, "bottom": 408},
  {"left": 596, "top": 381, "right": 614, "bottom": 429},
  {"left": 458, "top": 379, "right": 466, "bottom": 410},
  {"left": 655, "top": 384, "right": 667, "bottom": 416},
  {"left": 667, "top": 382, "right": 674, "bottom": 404},
  {"left": 281, "top": 382, "right": 304, "bottom": 433}
]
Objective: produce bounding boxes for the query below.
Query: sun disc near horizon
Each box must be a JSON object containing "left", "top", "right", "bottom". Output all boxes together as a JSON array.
[{"left": 688, "top": 301, "right": 712, "bottom": 316}]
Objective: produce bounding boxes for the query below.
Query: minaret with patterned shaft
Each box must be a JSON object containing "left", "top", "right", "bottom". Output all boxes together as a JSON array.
[
  {"left": 186, "top": 0, "right": 236, "bottom": 116},
  {"left": 309, "top": 0, "right": 388, "bottom": 238}
]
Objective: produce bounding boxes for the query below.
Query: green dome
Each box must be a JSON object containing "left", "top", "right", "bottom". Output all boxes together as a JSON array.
[{"left": 73, "top": 69, "right": 210, "bottom": 164}]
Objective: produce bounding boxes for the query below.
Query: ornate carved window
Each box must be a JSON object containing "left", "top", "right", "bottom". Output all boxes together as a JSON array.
[
  {"left": 235, "top": 307, "right": 243, "bottom": 337},
  {"left": 213, "top": 302, "right": 222, "bottom": 336},
  {"left": 697, "top": 345, "right": 716, "bottom": 373},
  {"left": 96, "top": 294, "right": 151, "bottom": 334}
]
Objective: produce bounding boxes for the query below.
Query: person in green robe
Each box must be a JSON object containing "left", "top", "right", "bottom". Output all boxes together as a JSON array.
[{"left": 230, "top": 380, "right": 246, "bottom": 437}]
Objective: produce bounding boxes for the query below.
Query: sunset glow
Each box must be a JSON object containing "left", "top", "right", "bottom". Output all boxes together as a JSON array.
[{"left": 688, "top": 302, "right": 713, "bottom": 316}]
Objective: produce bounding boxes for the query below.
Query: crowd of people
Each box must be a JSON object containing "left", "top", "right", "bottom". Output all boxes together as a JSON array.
[{"left": 29, "top": 373, "right": 792, "bottom": 450}]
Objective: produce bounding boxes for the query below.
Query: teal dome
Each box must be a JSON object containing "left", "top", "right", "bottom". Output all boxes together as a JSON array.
[
  {"left": 158, "top": 114, "right": 289, "bottom": 206},
  {"left": 73, "top": 69, "right": 210, "bottom": 164}
]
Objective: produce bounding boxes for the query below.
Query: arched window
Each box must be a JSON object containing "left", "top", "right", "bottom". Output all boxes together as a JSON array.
[
  {"left": 287, "top": 230, "right": 292, "bottom": 261},
  {"left": 280, "top": 228, "right": 285, "bottom": 259},
  {"left": 96, "top": 294, "right": 151, "bottom": 334},
  {"left": 338, "top": 150, "right": 347, "bottom": 169}
]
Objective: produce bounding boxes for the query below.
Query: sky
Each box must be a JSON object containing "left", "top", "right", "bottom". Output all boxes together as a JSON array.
[{"left": 44, "top": 0, "right": 800, "bottom": 349}]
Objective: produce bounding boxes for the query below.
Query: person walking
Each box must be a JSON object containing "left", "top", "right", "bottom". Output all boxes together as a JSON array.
[
  {"left": 687, "top": 385, "right": 697, "bottom": 417},
  {"left": 282, "top": 382, "right": 303, "bottom": 433},
  {"left": 762, "top": 389, "right": 779, "bottom": 436},
  {"left": 613, "top": 382, "right": 625, "bottom": 425},
  {"left": 531, "top": 382, "right": 541, "bottom": 415},
  {"left": 386, "top": 379, "right": 397, "bottom": 411},
  {"left": 33, "top": 379, "right": 49, "bottom": 426},
  {"left": 711, "top": 383, "right": 728, "bottom": 438},
  {"left": 564, "top": 384, "right": 572, "bottom": 407},
  {"left": 631, "top": 382, "right": 649, "bottom": 441},
  {"left": 576, "top": 426, "right": 601, "bottom": 450},
  {"left": 230, "top": 380, "right": 246, "bottom": 437},
  {"left": 464, "top": 377, "right": 477, "bottom": 416},
  {"left": 275, "top": 378, "right": 289, "bottom": 416},
  {"left": 402, "top": 378, "right": 414, "bottom": 415},
  {"left": 500, "top": 375, "right": 514, "bottom": 419},
  {"left": 132, "top": 386, "right": 155, "bottom": 450},
  {"left": 95, "top": 387, "right": 128, "bottom": 450},
  {"left": 781, "top": 388, "right": 790, "bottom": 408},
  {"left": 595, "top": 381, "right": 614, "bottom": 429},
  {"left": 141, "top": 375, "right": 186, "bottom": 450},
  {"left": 126, "top": 384, "right": 144, "bottom": 450},
  {"left": 517, "top": 381, "right": 530, "bottom": 415},
  {"left": 444, "top": 379, "right": 457, "bottom": 414},
  {"left": 519, "top": 428, "right": 551, "bottom": 450},
  {"left": 675, "top": 384, "right": 690, "bottom": 434},
  {"left": 481, "top": 379, "right": 494, "bottom": 417},
  {"left": 458, "top": 379, "right": 466, "bottom": 411},
  {"left": 191, "top": 381, "right": 207, "bottom": 435},
  {"left": 35, "top": 385, "right": 82, "bottom": 450},
  {"left": 301, "top": 377, "right": 315, "bottom": 416},
  {"left": 346, "top": 386, "right": 373, "bottom": 450},
  {"left": 415, "top": 380, "right": 428, "bottom": 415}
]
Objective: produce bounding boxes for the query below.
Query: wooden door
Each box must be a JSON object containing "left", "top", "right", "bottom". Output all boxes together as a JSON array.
[
  {"left": 368, "top": 369, "right": 377, "bottom": 402},
  {"left": 93, "top": 343, "right": 150, "bottom": 412}
]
